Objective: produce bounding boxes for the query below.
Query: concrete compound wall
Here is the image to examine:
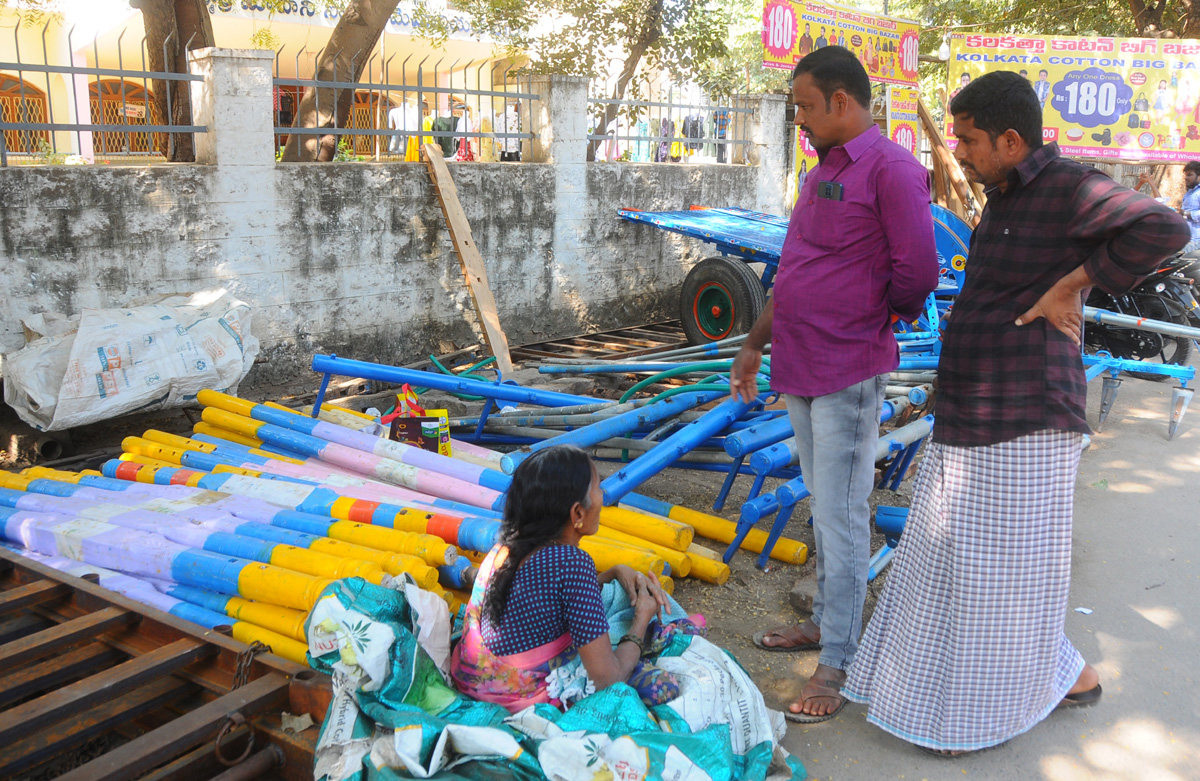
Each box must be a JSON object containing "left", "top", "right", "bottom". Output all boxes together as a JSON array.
[{"left": 0, "top": 50, "right": 781, "bottom": 390}]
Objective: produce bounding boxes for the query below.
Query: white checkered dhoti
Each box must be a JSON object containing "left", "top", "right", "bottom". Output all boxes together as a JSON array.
[{"left": 843, "top": 429, "right": 1085, "bottom": 751}]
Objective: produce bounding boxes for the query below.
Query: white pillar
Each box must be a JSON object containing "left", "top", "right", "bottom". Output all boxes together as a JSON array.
[{"left": 187, "top": 48, "right": 275, "bottom": 167}]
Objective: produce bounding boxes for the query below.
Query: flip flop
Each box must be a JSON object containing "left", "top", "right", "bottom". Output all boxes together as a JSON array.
[
  {"left": 784, "top": 674, "right": 846, "bottom": 723},
  {"left": 1058, "top": 683, "right": 1103, "bottom": 709},
  {"left": 752, "top": 623, "right": 821, "bottom": 653}
]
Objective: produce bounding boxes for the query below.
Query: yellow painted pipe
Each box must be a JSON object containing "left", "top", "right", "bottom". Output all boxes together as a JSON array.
[
  {"left": 237, "top": 563, "right": 332, "bottom": 610},
  {"left": 0, "top": 472, "right": 33, "bottom": 490},
  {"left": 321, "top": 402, "right": 375, "bottom": 420},
  {"left": 143, "top": 428, "right": 305, "bottom": 465},
  {"left": 199, "top": 408, "right": 265, "bottom": 441},
  {"left": 20, "top": 466, "right": 87, "bottom": 484},
  {"left": 306, "top": 538, "right": 437, "bottom": 588},
  {"left": 324, "top": 520, "right": 457, "bottom": 567},
  {"left": 460, "top": 548, "right": 487, "bottom": 566},
  {"left": 231, "top": 622, "right": 310, "bottom": 666},
  {"left": 599, "top": 506, "right": 694, "bottom": 551},
  {"left": 142, "top": 429, "right": 220, "bottom": 454},
  {"left": 193, "top": 422, "right": 265, "bottom": 450},
  {"left": 657, "top": 575, "right": 675, "bottom": 596},
  {"left": 267, "top": 544, "right": 385, "bottom": 583},
  {"left": 119, "top": 453, "right": 179, "bottom": 469},
  {"left": 669, "top": 506, "right": 807, "bottom": 565},
  {"left": 225, "top": 597, "right": 308, "bottom": 642},
  {"left": 426, "top": 582, "right": 462, "bottom": 613},
  {"left": 593, "top": 526, "right": 692, "bottom": 578},
  {"left": 580, "top": 538, "right": 666, "bottom": 577},
  {"left": 684, "top": 543, "right": 732, "bottom": 586},
  {"left": 197, "top": 389, "right": 258, "bottom": 417}
]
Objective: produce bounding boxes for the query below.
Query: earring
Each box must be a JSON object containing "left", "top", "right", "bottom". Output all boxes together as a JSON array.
[{"left": 574, "top": 524, "right": 582, "bottom": 531}]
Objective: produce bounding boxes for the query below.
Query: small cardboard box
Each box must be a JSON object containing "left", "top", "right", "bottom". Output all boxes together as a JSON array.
[{"left": 388, "top": 408, "right": 451, "bottom": 456}]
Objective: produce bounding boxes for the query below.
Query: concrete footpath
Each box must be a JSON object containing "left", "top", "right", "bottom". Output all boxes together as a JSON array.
[{"left": 778, "top": 374, "right": 1200, "bottom": 780}]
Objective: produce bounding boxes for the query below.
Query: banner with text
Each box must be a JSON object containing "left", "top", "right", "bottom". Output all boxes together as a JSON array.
[
  {"left": 945, "top": 33, "right": 1200, "bottom": 161},
  {"left": 762, "top": 0, "right": 920, "bottom": 87},
  {"left": 888, "top": 86, "right": 921, "bottom": 157}
]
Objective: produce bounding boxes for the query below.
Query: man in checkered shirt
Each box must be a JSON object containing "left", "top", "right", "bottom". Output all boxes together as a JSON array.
[{"left": 842, "top": 70, "right": 1190, "bottom": 755}]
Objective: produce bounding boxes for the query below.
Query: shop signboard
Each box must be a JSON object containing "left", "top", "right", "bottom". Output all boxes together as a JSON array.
[
  {"left": 945, "top": 33, "right": 1200, "bottom": 161},
  {"left": 888, "top": 85, "right": 920, "bottom": 157},
  {"left": 762, "top": 0, "right": 920, "bottom": 87}
]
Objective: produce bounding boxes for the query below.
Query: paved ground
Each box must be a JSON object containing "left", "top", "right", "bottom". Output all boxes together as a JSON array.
[{"left": 777, "top": 375, "right": 1200, "bottom": 780}]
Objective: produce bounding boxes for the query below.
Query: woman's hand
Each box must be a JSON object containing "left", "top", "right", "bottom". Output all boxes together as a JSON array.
[
  {"left": 633, "top": 579, "right": 660, "bottom": 623},
  {"left": 605, "top": 565, "right": 669, "bottom": 622}
]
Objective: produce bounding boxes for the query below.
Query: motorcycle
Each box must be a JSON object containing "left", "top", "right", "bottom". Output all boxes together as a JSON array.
[{"left": 1084, "top": 254, "right": 1195, "bottom": 381}]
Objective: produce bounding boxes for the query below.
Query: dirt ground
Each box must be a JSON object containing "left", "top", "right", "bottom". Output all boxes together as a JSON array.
[{"left": 612, "top": 454, "right": 910, "bottom": 716}]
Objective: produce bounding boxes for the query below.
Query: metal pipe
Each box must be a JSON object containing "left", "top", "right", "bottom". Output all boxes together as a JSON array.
[
  {"left": 499, "top": 390, "right": 725, "bottom": 472},
  {"left": 311, "top": 354, "right": 604, "bottom": 407},
  {"left": 207, "top": 746, "right": 283, "bottom": 781},
  {"left": 749, "top": 414, "right": 936, "bottom": 476},
  {"left": 723, "top": 415, "right": 792, "bottom": 458},
  {"left": 1085, "top": 305, "right": 1200, "bottom": 340},
  {"left": 887, "top": 371, "right": 938, "bottom": 384},
  {"left": 601, "top": 396, "right": 758, "bottom": 504},
  {"left": 449, "top": 400, "right": 640, "bottom": 428},
  {"left": 537, "top": 361, "right": 734, "bottom": 375}
]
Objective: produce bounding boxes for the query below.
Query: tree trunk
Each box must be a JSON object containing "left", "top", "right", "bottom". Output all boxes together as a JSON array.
[
  {"left": 281, "top": 0, "right": 400, "bottom": 162},
  {"left": 1126, "top": 0, "right": 1170, "bottom": 35},
  {"left": 131, "top": 0, "right": 214, "bottom": 162},
  {"left": 587, "top": 0, "right": 663, "bottom": 162}
]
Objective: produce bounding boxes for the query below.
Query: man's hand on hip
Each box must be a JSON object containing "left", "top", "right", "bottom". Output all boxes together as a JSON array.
[{"left": 1016, "top": 269, "right": 1090, "bottom": 346}]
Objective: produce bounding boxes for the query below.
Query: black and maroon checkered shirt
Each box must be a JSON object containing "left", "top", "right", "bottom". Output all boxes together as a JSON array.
[{"left": 936, "top": 143, "right": 1191, "bottom": 447}]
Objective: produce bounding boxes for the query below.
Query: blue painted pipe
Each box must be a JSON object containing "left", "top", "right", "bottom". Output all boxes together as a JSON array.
[
  {"left": 898, "top": 356, "right": 940, "bottom": 370},
  {"left": 537, "top": 361, "right": 734, "bottom": 374},
  {"left": 723, "top": 416, "right": 792, "bottom": 458},
  {"left": 749, "top": 414, "right": 936, "bottom": 477},
  {"left": 600, "top": 396, "right": 758, "bottom": 504},
  {"left": 500, "top": 390, "right": 726, "bottom": 473},
  {"left": 311, "top": 353, "right": 604, "bottom": 407}
]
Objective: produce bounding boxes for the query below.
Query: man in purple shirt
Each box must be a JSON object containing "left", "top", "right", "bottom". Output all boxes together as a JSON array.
[{"left": 730, "top": 46, "right": 938, "bottom": 723}]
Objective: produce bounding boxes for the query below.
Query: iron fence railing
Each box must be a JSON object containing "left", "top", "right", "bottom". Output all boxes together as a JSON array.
[
  {"left": 272, "top": 48, "right": 538, "bottom": 162},
  {"left": 0, "top": 21, "right": 207, "bottom": 167},
  {"left": 585, "top": 73, "right": 753, "bottom": 164}
]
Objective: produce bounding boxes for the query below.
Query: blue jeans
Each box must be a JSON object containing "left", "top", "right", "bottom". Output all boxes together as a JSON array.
[{"left": 784, "top": 374, "right": 886, "bottom": 670}]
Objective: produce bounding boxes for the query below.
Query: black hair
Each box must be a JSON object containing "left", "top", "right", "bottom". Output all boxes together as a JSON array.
[
  {"left": 792, "top": 46, "right": 872, "bottom": 110},
  {"left": 1185, "top": 161, "right": 1200, "bottom": 176},
  {"left": 950, "top": 70, "right": 1044, "bottom": 149},
  {"left": 482, "top": 445, "right": 596, "bottom": 627}
]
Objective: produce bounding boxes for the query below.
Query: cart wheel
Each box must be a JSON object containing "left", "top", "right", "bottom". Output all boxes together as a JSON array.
[{"left": 680, "top": 257, "right": 767, "bottom": 345}]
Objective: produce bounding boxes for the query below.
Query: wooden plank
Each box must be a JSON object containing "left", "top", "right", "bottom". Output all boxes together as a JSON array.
[
  {"left": 0, "top": 675, "right": 194, "bottom": 778},
  {"left": 0, "top": 642, "right": 126, "bottom": 710},
  {"left": 0, "top": 606, "right": 136, "bottom": 668},
  {"left": 0, "top": 638, "right": 214, "bottom": 744},
  {"left": 59, "top": 672, "right": 291, "bottom": 781},
  {"left": 0, "top": 579, "right": 70, "bottom": 616},
  {"left": 422, "top": 143, "right": 515, "bottom": 376},
  {"left": 917, "top": 98, "right": 984, "bottom": 226}
]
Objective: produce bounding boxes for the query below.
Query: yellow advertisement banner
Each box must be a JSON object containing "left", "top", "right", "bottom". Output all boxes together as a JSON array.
[
  {"left": 789, "top": 127, "right": 820, "bottom": 207},
  {"left": 945, "top": 33, "right": 1200, "bottom": 162},
  {"left": 888, "top": 86, "right": 920, "bottom": 157},
  {"left": 762, "top": 0, "right": 921, "bottom": 87}
]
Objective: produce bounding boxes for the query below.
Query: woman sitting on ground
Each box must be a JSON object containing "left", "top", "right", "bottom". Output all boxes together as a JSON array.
[{"left": 450, "top": 445, "right": 681, "bottom": 713}]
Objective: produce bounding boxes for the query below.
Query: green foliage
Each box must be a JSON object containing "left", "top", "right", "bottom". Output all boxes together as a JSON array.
[
  {"left": 332, "top": 138, "right": 365, "bottom": 161},
  {"left": 453, "top": 0, "right": 734, "bottom": 89}
]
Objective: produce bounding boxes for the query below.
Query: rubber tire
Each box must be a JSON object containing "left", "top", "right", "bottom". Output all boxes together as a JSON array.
[
  {"left": 1086, "top": 292, "right": 1191, "bottom": 381},
  {"left": 680, "top": 256, "right": 767, "bottom": 345}
]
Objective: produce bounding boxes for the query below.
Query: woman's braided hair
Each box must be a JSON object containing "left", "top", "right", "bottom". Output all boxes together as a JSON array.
[{"left": 482, "top": 445, "right": 596, "bottom": 628}]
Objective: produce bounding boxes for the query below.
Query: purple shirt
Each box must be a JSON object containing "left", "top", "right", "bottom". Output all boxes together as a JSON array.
[{"left": 771, "top": 125, "right": 938, "bottom": 397}]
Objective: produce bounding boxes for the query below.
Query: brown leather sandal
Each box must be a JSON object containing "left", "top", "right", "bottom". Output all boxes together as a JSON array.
[{"left": 752, "top": 622, "right": 821, "bottom": 653}]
